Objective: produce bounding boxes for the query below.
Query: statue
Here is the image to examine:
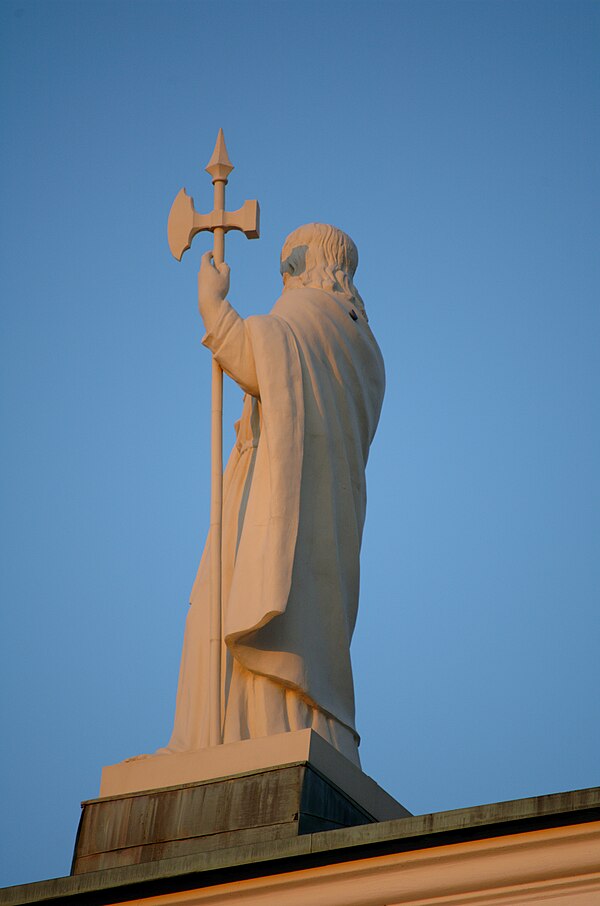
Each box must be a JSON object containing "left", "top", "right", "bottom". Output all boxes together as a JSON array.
[
  {"left": 164, "top": 222, "right": 385, "bottom": 767},
  {"left": 90, "top": 136, "right": 407, "bottom": 848}
]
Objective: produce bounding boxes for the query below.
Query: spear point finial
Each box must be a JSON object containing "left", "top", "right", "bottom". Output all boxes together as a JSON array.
[{"left": 205, "top": 128, "right": 234, "bottom": 182}]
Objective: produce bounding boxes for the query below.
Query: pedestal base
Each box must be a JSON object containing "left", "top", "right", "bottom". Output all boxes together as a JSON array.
[{"left": 72, "top": 730, "right": 410, "bottom": 874}]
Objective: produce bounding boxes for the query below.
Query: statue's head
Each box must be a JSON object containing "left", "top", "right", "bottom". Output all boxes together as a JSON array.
[{"left": 280, "top": 223, "right": 367, "bottom": 319}]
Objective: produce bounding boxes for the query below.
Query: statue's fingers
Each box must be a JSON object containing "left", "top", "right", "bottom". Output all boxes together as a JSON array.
[
  {"left": 216, "top": 261, "right": 230, "bottom": 277},
  {"left": 200, "top": 250, "right": 214, "bottom": 269}
]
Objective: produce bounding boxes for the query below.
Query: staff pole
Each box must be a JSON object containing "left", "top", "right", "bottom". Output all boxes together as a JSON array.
[
  {"left": 208, "top": 176, "right": 226, "bottom": 747},
  {"left": 167, "top": 128, "right": 260, "bottom": 747}
]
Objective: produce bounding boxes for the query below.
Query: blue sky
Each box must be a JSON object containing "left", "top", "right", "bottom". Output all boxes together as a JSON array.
[{"left": 1, "top": 0, "right": 599, "bottom": 889}]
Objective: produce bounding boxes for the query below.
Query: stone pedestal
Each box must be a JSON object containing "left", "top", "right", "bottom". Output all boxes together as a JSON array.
[{"left": 72, "top": 730, "right": 410, "bottom": 874}]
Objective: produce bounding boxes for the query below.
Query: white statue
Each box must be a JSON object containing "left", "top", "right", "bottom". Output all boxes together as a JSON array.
[{"left": 165, "top": 223, "right": 385, "bottom": 767}]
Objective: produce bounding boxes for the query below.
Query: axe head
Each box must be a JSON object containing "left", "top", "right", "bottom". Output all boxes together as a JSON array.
[{"left": 168, "top": 188, "right": 196, "bottom": 261}]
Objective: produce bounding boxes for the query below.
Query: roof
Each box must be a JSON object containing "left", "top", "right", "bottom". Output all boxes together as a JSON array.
[{"left": 1, "top": 785, "right": 599, "bottom": 905}]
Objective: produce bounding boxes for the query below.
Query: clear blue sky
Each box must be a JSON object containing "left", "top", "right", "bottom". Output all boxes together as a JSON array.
[{"left": 1, "top": 0, "right": 598, "bottom": 889}]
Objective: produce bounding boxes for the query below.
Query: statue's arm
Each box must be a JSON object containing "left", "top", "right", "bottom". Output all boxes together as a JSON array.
[{"left": 197, "top": 252, "right": 259, "bottom": 397}]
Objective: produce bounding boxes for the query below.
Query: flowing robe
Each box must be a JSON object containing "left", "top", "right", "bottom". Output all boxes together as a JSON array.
[{"left": 166, "top": 286, "right": 385, "bottom": 765}]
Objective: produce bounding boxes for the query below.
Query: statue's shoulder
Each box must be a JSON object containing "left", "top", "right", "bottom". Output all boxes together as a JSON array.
[{"left": 272, "top": 286, "right": 342, "bottom": 314}]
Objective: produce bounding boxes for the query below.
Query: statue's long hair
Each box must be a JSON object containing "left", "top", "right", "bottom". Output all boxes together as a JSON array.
[{"left": 280, "top": 223, "right": 367, "bottom": 320}]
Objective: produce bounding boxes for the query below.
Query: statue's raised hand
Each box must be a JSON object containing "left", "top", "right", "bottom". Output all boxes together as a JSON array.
[{"left": 198, "top": 251, "right": 230, "bottom": 304}]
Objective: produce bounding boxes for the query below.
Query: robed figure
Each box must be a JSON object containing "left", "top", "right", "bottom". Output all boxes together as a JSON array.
[{"left": 165, "top": 223, "right": 385, "bottom": 767}]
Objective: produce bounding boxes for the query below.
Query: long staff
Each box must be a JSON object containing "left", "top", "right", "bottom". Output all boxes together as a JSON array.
[
  {"left": 208, "top": 277, "right": 224, "bottom": 747},
  {"left": 206, "top": 139, "right": 230, "bottom": 748},
  {"left": 167, "top": 130, "right": 260, "bottom": 745}
]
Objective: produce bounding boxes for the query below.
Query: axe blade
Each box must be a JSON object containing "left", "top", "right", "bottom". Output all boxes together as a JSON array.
[{"left": 168, "top": 188, "right": 196, "bottom": 261}]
